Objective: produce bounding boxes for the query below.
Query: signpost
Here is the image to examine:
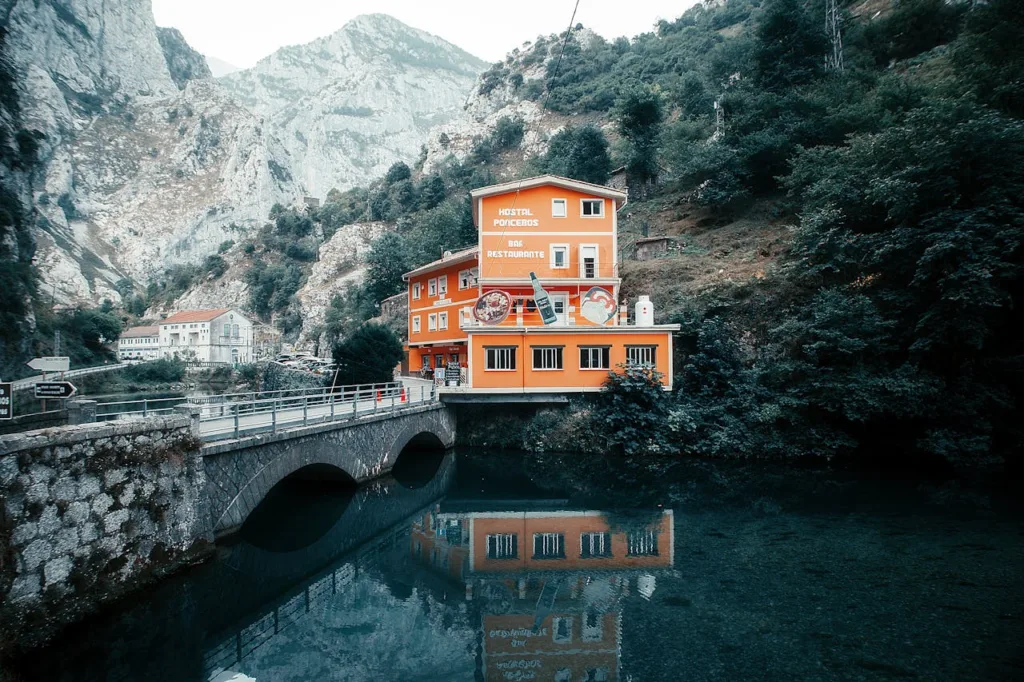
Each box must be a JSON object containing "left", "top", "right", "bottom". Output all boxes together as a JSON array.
[
  {"left": 33, "top": 382, "right": 77, "bottom": 399},
  {"left": 0, "top": 382, "right": 12, "bottom": 420},
  {"left": 27, "top": 356, "right": 70, "bottom": 373}
]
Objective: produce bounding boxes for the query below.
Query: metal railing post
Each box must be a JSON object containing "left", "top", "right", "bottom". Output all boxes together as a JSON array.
[
  {"left": 330, "top": 393, "right": 335, "bottom": 420},
  {"left": 303, "top": 396, "right": 308, "bottom": 426},
  {"left": 143, "top": 399, "right": 148, "bottom": 418},
  {"left": 233, "top": 404, "right": 239, "bottom": 439},
  {"left": 272, "top": 399, "right": 277, "bottom": 433}
]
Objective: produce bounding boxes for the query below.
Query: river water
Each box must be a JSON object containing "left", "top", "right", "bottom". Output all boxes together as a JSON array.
[{"left": 8, "top": 449, "right": 1024, "bottom": 681}]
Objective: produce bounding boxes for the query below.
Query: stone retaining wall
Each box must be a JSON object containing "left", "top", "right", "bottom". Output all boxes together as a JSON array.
[{"left": 0, "top": 415, "right": 212, "bottom": 653}]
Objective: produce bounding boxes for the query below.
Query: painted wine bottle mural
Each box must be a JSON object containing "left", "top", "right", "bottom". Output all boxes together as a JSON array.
[{"left": 529, "top": 272, "right": 558, "bottom": 325}]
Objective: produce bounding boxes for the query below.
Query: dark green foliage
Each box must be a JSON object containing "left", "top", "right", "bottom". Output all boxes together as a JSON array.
[
  {"left": 217, "top": 240, "right": 234, "bottom": 254},
  {"left": 385, "top": 162, "right": 412, "bottom": 185},
  {"left": 123, "top": 358, "right": 186, "bottom": 383},
  {"left": 865, "top": 0, "right": 966, "bottom": 64},
  {"left": 417, "top": 174, "right": 446, "bottom": 210},
  {"left": 321, "top": 286, "right": 376, "bottom": 347},
  {"left": 245, "top": 260, "right": 303, "bottom": 318},
  {"left": 951, "top": 0, "right": 1024, "bottom": 118},
  {"left": 491, "top": 116, "right": 525, "bottom": 149},
  {"left": 752, "top": 0, "right": 826, "bottom": 91},
  {"left": 363, "top": 232, "right": 410, "bottom": 304},
  {"left": 614, "top": 85, "right": 664, "bottom": 187},
  {"left": 538, "top": 125, "right": 612, "bottom": 185},
  {"left": 203, "top": 254, "right": 227, "bottom": 278},
  {"left": 331, "top": 323, "right": 404, "bottom": 386},
  {"left": 595, "top": 365, "right": 678, "bottom": 456}
]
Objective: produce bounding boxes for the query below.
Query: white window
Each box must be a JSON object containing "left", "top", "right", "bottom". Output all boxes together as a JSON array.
[
  {"left": 428, "top": 313, "right": 438, "bottom": 331},
  {"left": 584, "top": 668, "right": 609, "bottom": 682},
  {"left": 552, "top": 198, "right": 567, "bottom": 218},
  {"left": 533, "top": 532, "right": 565, "bottom": 559},
  {"left": 552, "top": 616, "right": 573, "bottom": 643},
  {"left": 627, "top": 529, "right": 659, "bottom": 556},
  {"left": 438, "top": 311, "right": 448, "bottom": 331},
  {"left": 412, "top": 316, "right": 421, "bottom": 334},
  {"left": 579, "top": 346, "right": 610, "bottom": 370},
  {"left": 580, "top": 532, "right": 612, "bottom": 558},
  {"left": 438, "top": 275, "right": 448, "bottom": 297},
  {"left": 627, "top": 345, "right": 657, "bottom": 366},
  {"left": 428, "top": 278, "right": 437, "bottom": 296},
  {"left": 412, "top": 282, "right": 421, "bottom": 300},
  {"left": 580, "top": 245, "right": 598, "bottom": 279},
  {"left": 459, "top": 308, "right": 469, "bottom": 328},
  {"left": 581, "top": 199, "right": 604, "bottom": 217},
  {"left": 485, "top": 346, "right": 516, "bottom": 371},
  {"left": 459, "top": 269, "right": 472, "bottom": 290},
  {"left": 550, "top": 244, "right": 569, "bottom": 270},
  {"left": 532, "top": 346, "right": 563, "bottom": 370},
  {"left": 486, "top": 533, "right": 517, "bottom": 559}
]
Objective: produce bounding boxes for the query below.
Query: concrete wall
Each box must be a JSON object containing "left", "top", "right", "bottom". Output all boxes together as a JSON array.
[{"left": 0, "top": 415, "right": 213, "bottom": 652}]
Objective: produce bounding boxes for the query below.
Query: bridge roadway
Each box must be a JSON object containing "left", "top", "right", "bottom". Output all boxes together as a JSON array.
[{"left": 197, "top": 379, "right": 436, "bottom": 442}]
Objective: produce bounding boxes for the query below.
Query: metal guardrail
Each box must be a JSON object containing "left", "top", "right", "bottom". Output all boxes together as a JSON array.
[
  {"left": 93, "top": 381, "right": 437, "bottom": 440},
  {"left": 11, "top": 363, "right": 127, "bottom": 390}
]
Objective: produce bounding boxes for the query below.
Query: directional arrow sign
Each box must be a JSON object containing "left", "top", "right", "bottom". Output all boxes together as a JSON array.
[
  {"left": 27, "top": 356, "right": 70, "bottom": 372},
  {"left": 34, "top": 382, "right": 77, "bottom": 399}
]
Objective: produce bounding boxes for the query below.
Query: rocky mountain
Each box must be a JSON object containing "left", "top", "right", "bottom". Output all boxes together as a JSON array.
[
  {"left": 0, "top": 3, "right": 488, "bottom": 320},
  {"left": 1, "top": 0, "right": 303, "bottom": 310},
  {"left": 205, "top": 56, "right": 239, "bottom": 78},
  {"left": 157, "top": 27, "right": 212, "bottom": 89},
  {"left": 218, "top": 14, "right": 487, "bottom": 198}
]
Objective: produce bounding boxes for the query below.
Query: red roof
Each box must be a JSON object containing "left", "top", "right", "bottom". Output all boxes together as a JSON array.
[
  {"left": 120, "top": 325, "right": 159, "bottom": 338},
  {"left": 160, "top": 309, "right": 232, "bottom": 324}
]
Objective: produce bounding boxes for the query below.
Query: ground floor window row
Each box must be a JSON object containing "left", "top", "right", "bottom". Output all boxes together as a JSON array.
[
  {"left": 482, "top": 345, "right": 658, "bottom": 371},
  {"left": 485, "top": 531, "right": 659, "bottom": 560}
]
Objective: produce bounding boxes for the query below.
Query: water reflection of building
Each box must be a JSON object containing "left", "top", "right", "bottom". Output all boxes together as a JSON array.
[{"left": 411, "top": 506, "right": 674, "bottom": 681}]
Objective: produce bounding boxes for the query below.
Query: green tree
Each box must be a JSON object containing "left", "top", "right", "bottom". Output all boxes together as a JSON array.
[
  {"left": 595, "top": 365, "right": 678, "bottom": 456},
  {"left": 752, "top": 0, "right": 826, "bottom": 91},
  {"left": 614, "top": 85, "right": 664, "bottom": 188},
  {"left": 364, "top": 232, "right": 410, "bottom": 304},
  {"left": 384, "top": 161, "right": 412, "bottom": 184},
  {"left": 331, "top": 323, "right": 404, "bottom": 386},
  {"left": 417, "top": 173, "right": 446, "bottom": 210},
  {"left": 540, "top": 125, "right": 612, "bottom": 185}
]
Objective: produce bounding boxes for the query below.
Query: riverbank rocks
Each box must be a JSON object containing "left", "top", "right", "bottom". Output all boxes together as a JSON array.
[{"left": 0, "top": 416, "right": 213, "bottom": 656}]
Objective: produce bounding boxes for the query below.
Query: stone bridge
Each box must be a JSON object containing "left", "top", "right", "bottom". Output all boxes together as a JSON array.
[{"left": 198, "top": 402, "right": 456, "bottom": 535}]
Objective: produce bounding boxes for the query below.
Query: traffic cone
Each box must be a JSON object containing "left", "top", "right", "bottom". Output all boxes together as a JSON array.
[
  {"left": 400, "top": 387, "right": 407, "bottom": 403},
  {"left": 376, "top": 390, "right": 382, "bottom": 403}
]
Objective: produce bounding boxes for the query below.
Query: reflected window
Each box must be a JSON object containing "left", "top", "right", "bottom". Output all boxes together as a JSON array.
[
  {"left": 581, "top": 531, "right": 612, "bottom": 558},
  {"left": 626, "top": 529, "right": 659, "bottom": 556},
  {"left": 552, "top": 616, "right": 573, "bottom": 643},
  {"left": 584, "top": 668, "right": 609, "bottom": 682},
  {"left": 583, "top": 609, "right": 602, "bottom": 642},
  {"left": 486, "top": 533, "right": 518, "bottom": 559},
  {"left": 555, "top": 670, "right": 572, "bottom": 682},
  {"left": 533, "top": 532, "right": 565, "bottom": 559}
]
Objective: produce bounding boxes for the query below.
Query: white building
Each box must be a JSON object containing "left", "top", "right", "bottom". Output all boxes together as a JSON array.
[
  {"left": 117, "top": 326, "right": 160, "bottom": 362},
  {"left": 158, "top": 309, "right": 254, "bottom": 365}
]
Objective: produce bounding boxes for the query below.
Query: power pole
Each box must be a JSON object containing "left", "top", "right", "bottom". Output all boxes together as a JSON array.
[
  {"left": 713, "top": 100, "right": 725, "bottom": 141},
  {"left": 54, "top": 329, "right": 61, "bottom": 356},
  {"left": 825, "top": 0, "right": 844, "bottom": 72}
]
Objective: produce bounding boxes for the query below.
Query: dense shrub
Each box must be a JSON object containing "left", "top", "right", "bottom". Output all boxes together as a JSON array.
[{"left": 123, "top": 358, "right": 186, "bottom": 383}]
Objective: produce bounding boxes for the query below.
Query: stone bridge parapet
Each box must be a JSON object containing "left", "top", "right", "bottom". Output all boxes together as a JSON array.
[{"left": 200, "top": 403, "right": 456, "bottom": 535}]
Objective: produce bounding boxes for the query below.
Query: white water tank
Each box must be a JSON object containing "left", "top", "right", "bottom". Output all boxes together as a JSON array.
[{"left": 635, "top": 295, "right": 654, "bottom": 326}]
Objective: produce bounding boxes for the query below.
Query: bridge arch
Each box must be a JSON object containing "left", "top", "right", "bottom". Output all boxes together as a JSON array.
[{"left": 202, "top": 405, "right": 456, "bottom": 535}]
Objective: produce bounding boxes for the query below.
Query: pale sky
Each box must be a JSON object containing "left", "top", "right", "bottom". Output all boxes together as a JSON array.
[{"left": 152, "top": 0, "right": 702, "bottom": 68}]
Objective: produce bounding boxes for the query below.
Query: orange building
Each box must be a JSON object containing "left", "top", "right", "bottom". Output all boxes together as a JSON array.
[
  {"left": 410, "top": 507, "right": 674, "bottom": 681},
  {"left": 403, "top": 175, "right": 679, "bottom": 394}
]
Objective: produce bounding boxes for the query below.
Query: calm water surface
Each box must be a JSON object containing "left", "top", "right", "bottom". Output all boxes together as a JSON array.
[{"left": 10, "top": 449, "right": 1024, "bottom": 681}]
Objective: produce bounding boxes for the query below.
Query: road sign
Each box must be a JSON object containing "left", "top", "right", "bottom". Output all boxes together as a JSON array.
[
  {"left": 27, "top": 356, "right": 70, "bottom": 372},
  {"left": 0, "top": 382, "right": 12, "bottom": 420},
  {"left": 34, "top": 382, "right": 77, "bottom": 399}
]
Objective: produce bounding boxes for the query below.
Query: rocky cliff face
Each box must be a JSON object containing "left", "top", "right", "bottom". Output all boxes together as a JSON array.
[
  {"left": 157, "top": 27, "right": 212, "bottom": 90},
  {"left": 218, "top": 14, "right": 487, "bottom": 198},
  {"left": 2, "top": 0, "right": 304, "bottom": 306}
]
